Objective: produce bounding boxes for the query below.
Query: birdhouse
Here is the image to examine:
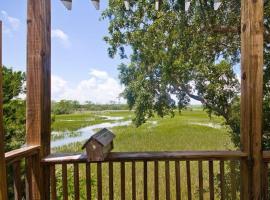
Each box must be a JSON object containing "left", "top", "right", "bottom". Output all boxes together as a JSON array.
[{"left": 82, "top": 128, "right": 115, "bottom": 162}]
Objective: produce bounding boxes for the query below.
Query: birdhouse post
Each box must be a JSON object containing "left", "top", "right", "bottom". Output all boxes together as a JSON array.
[{"left": 82, "top": 128, "right": 115, "bottom": 162}]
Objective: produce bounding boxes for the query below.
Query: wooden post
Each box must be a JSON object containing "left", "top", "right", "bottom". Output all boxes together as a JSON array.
[
  {"left": 240, "top": 0, "right": 264, "bottom": 199},
  {"left": 26, "top": 0, "right": 51, "bottom": 199},
  {"left": 0, "top": 20, "right": 8, "bottom": 200}
]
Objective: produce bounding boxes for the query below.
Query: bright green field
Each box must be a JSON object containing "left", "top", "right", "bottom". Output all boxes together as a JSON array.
[
  {"left": 52, "top": 108, "right": 239, "bottom": 199},
  {"left": 113, "top": 110, "right": 234, "bottom": 151}
]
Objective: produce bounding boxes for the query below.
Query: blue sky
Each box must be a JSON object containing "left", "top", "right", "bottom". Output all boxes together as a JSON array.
[
  {"left": 0, "top": 0, "right": 128, "bottom": 103},
  {"left": 0, "top": 1, "right": 240, "bottom": 105}
]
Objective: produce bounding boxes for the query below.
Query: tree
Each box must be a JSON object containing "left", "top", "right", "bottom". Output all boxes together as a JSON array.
[
  {"left": 52, "top": 100, "right": 80, "bottom": 115},
  {"left": 102, "top": 0, "right": 270, "bottom": 147},
  {"left": 2, "top": 66, "right": 26, "bottom": 151}
]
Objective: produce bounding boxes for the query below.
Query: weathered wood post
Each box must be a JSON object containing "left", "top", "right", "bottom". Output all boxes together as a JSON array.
[
  {"left": 240, "top": 0, "right": 264, "bottom": 199},
  {"left": 0, "top": 20, "right": 8, "bottom": 200},
  {"left": 26, "top": 0, "right": 51, "bottom": 199}
]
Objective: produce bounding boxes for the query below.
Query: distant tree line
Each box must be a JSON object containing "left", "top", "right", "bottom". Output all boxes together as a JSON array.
[{"left": 51, "top": 100, "right": 129, "bottom": 115}]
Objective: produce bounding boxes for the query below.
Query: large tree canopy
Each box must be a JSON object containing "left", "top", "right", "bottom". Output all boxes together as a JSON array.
[{"left": 102, "top": 0, "right": 270, "bottom": 147}]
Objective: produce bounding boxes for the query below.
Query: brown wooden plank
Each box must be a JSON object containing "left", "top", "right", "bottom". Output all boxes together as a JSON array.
[
  {"left": 0, "top": 20, "right": 7, "bottom": 200},
  {"left": 165, "top": 161, "right": 170, "bottom": 200},
  {"left": 209, "top": 161, "right": 214, "bottom": 200},
  {"left": 175, "top": 161, "right": 181, "bottom": 200},
  {"left": 5, "top": 145, "right": 40, "bottom": 164},
  {"left": 62, "top": 164, "right": 68, "bottom": 200},
  {"left": 230, "top": 160, "right": 236, "bottom": 200},
  {"left": 240, "top": 0, "right": 264, "bottom": 199},
  {"left": 26, "top": 0, "right": 51, "bottom": 199},
  {"left": 219, "top": 161, "right": 225, "bottom": 200},
  {"left": 198, "top": 161, "right": 203, "bottom": 200},
  {"left": 154, "top": 161, "right": 159, "bottom": 200},
  {"left": 97, "top": 163, "right": 102, "bottom": 200},
  {"left": 25, "top": 156, "right": 33, "bottom": 200},
  {"left": 143, "top": 161, "right": 148, "bottom": 200},
  {"left": 50, "top": 165, "right": 57, "bottom": 200},
  {"left": 86, "top": 163, "right": 91, "bottom": 200},
  {"left": 42, "top": 151, "right": 248, "bottom": 164},
  {"left": 13, "top": 161, "right": 22, "bottom": 200},
  {"left": 132, "top": 161, "right": 136, "bottom": 200},
  {"left": 186, "top": 161, "right": 192, "bottom": 200},
  {"left": 263, "top": 151, "right": 270, "bottom": 160},
  {"left": 263, "top": 162, "right": 269, "bottom": 200},
  {"left": 26, "top": 154, "right": 41, "bottom": 200},
  {"left": 74, "top": 163, "right": 80, "bottom": 200},
  {"left": 108, "top": 162, "right": 114, "bottom": 200},
  {"left": 121, "top": 162, "right": 125, "bottom": 200}
]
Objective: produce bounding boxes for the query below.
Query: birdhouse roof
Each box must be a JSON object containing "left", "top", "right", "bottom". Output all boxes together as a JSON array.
[{"left": 82, "top": 128, "right": 115, "bottom": 149}]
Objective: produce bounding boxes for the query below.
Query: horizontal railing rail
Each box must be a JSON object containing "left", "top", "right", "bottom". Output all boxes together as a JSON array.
[
  {"left": 5, "top": 145, "right": 40, "bottom": 164},
  {"left": 42, "top": 151, "right": 248, "bottom": 164},
  {"left": 43, "top": 151, "right": 247, "bottom": 200}
]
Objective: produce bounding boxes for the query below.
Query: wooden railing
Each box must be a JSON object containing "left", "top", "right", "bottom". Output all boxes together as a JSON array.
[
  {"left": 5, "top": 145, "right": 40, "bottom": 199},
  {"left": 43, "top": 151, "right": 247, "bottom": 200},
  {"left": 262, "top": 151, "right": 270, "bottom": 199}
]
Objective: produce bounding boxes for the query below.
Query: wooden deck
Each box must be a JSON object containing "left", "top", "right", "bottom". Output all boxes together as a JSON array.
[{"left": 0, "top": 0, "right": 267, "bottom": 199}]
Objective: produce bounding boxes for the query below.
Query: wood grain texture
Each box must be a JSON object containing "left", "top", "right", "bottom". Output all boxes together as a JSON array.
[
  {"left": 121, "top": 162, "right": 126, "bottom": 200},
  {"left": 143, "top": 161, "right": 148, "bottom": 200},
  {"left": 263, "top": 162, "right": 268, "bottom": 200},
  {"left": 186, "top": 161, "right": 191, "bottom": 200},
  {"left": 97, "top": 163, "right": 102, "bottom": 200},
  {"left": 62, "top": 164, "right": 68, "bottom": 200},
  {"left": 109, "top": 162, "right": 114, "bottom": 200},
  {"left": 50, "top": 165, "right": 57, "bottom": 200},
  {"left": 25, "top": 156, "right": 33, "bottom": 200},
  {"left": 219, "top": 161, "right": 225, "bottom": 200},
  {"left": 13, "top": 161, "right": 22, "bottom": 200},
  {"left": 86, "top": 163, "right": 91, "bottom": 200},
  {"left": 208, "top": 161, "right": 214, "bottom": 200},
  {"left": 198, "top": 161, "right": 203, "bottom": 200},
  {"left": 5, "top": 145, "right": 40, "bottom": 164},
  {"left": 26, "top": 154, "right": 41, "bottom": 200},
  {"left": 154, "top": 161, "right": 159, "bottom": 200},
  {"left": 26, "top": 0, "right": 51, "bottom": 199},
  {"left": 240, "top": 0, "right": 264, "bottom": 199},
  {"left": 230, "top": 161, "right": 237, "bottom": 200},
  {"left": 165, "top": 161, "right": 171, "bottom": 200},
  {"left": 132, "top": 161, "right": 136, "bottom": 200},
  {"left": 0, "top": 20, "right": 8, "bottom": 200},
  {"left": 175, "top": 161, "right": 181, "bottom": 200},
  {"left": 74, "top": 163, "right": 80, "bottom": 200}
]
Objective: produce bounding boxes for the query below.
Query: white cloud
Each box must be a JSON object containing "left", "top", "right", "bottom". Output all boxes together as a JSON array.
[
  {"left": 52, "top": 69, "right": 124, "bottom": 104},
  {"left": 51, "top": 29, "right": 71, "bottom": 47},
  {"left": 1, "top": 10, "right": 20, "bottom": 35}
]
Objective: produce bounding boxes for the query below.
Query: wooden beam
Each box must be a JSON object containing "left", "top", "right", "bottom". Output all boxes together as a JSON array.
[
  {"left": 0, "top": 20, "right": 8, "bottom": 200},
  {"left": 26, "top": 0, "right": 51, "bottom": 199},
  {"left": 240, "top": 0, "right": 264, "bottom": 199},
  {"left": 5, "top": 145, "right": 40, "bottom": 164},
  {"left": 42, "top": 151, "right": 248, "bottom": 164}
]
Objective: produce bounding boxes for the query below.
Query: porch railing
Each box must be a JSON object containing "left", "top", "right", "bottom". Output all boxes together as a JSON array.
[
  {"left": 42, "top": 151, "right": 247, "bottom": 200},
  {"left": 5, "top": 149, "right": 270, "bottom": 199},
  {"left": 5, "top": 145, "right": 40, "bottom": 199}
]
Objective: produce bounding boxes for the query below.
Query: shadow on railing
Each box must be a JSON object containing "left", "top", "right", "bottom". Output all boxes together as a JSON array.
[{"left": 43, "top": 151, "right": 247, "bottom": 200}]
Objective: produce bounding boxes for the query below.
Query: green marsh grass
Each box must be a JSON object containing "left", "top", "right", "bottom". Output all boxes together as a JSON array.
[{"left": 52, "top": 108, "right": 239, "bottom": 199}]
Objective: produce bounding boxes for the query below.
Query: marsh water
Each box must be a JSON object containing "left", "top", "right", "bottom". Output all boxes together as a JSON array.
[{"left": 51, "top": 116, "right": 131, "bottom": 148}]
